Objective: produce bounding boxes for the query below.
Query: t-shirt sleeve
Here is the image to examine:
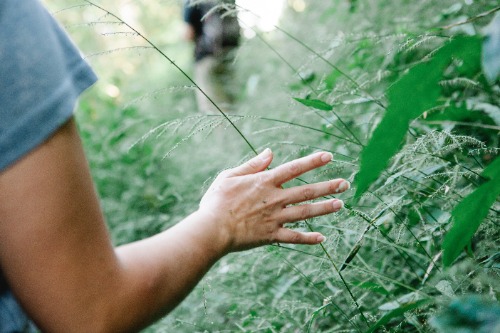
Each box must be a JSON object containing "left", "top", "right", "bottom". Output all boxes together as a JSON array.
[
  {"left": 183, "top": 0, "right": 194, "bottom": 23},
  {"left": 0, "top": 0, "right": 98, "bottom": 171},
  {"left": 183, "top": 0, "right": 202, "bottom": 27}
]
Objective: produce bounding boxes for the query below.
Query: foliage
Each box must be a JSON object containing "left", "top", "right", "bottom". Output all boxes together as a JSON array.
[
  {"left": 47, "top": 0, "right": 499, "bottom": 332},
  {"left": 430, "top": 295, "right": 500, "bottom": 333},
  {"left": 443, "top": 157, "right": 500, "bottom": 266},
  {"left": 354, "top": 35, "right": 482, "bottom": 197},
  {"left": 366, "top": 299, "right": 433, "bottom": 333}
]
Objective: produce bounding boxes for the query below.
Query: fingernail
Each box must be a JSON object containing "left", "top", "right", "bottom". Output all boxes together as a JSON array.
[
  {"left": 321, "top": 152, "right": 333, "bottom": 163},
  {"left": 317, "top": 235, "right": 326, "bottom": 243},
  {"left": 259, "top": 148, "right": 272, "bottom": 161},
  {"left": 332, "top": 199, "right": 344, "bottom": 210},
  {"left": 337, "top": 180, "right": 350, "bottom": 193}
]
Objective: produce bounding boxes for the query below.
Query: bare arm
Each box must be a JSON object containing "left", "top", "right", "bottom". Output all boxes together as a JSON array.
[
  {"left": 0, "top": 119, "right": 348, "bottom": 332},
  {"left": 184, "top": 24, "right": 196, "bottom": 41}
]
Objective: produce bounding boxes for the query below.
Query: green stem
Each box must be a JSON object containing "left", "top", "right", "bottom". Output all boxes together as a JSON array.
[
  {"left": 84, "top": 0, "right": 258, "bottom": 156},
  {"left": 304, "top": 220, "right": 370, "bottom": 327}
]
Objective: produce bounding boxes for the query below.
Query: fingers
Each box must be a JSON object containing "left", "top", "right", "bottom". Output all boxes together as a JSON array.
[
  {"left": 269, "top": 152, "right": 333, "bottom": 186},
  {"left": 226, "top": 148, "right": 273, "bottom": 177},
  {"left": 274, "top": 229, "right": 325, "bottom": 245},
  {"left": 278, "top": 198, "right": 344, "bottom": 224},
  {"left": 224, "top": 150, "right": 333, "bottom": 183},
  {"left": 283, "top": 178, "right": 350, "bottom": 205}
]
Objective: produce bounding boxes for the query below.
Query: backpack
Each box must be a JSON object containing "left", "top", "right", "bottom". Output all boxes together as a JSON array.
[{"left": 200, "top": 0, "right": 240, "bottom": 56}]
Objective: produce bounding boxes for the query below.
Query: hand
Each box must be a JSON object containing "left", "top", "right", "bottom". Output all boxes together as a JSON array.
[{"left": 198, "top": 148, "right": 350, "bottom": 252}]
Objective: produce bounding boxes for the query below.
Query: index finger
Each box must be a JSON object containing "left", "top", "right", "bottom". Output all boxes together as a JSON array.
[{"left": 268, "top": 152, "right": 333, "bottom": 186}]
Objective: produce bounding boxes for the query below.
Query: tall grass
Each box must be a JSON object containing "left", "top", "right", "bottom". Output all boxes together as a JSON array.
[{"left": 48, "top": 0, "right": 499, "bottom": 331}]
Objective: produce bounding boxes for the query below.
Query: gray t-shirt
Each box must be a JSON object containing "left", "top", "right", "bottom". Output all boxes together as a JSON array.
[
  {"left": 0, "top": 0, "right": 97, "bottom": 331},
  {"left": 0, "top": 0, "right": 97, "bottom": 171}
]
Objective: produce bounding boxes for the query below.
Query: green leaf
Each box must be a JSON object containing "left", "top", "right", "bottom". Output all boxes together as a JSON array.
[
  {"left": 442, "top": 157, "right": 500, "bottom": 266},
  {"left": 324, "top": 69, "right": 342, "bottom": 90},
  {"left": 293, "top": 97, "right": 333, "bottom": 111},
  {"left": 355, "top": 281, "right": 390, "bottom": 296},
  {"left": 366, "top": 299, "right": 432, "bottom": 333},
  {"left": 354, "top": 36, "right": 482, "bottom": 197}
]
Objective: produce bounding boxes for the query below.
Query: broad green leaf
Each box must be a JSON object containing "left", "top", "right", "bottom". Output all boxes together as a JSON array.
[
  {"left": 354, "top": 36, "right": 482, "bottom": 197},
  {"left": 482, "top": 12, "right": 500, "bottom": 83},
  {"left": 293, "top": 97, "right": 333, "bottom": 111},
  {"left": 442, "top": 156, "right": 500, "bottom": 266},
  {"left": 366, "top": 299, "right": 432, "bottom": 333}
]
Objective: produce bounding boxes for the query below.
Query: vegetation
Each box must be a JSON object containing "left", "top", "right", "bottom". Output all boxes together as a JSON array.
[{"left": 47, "top": 0, "right": 499, "bottom": 331}]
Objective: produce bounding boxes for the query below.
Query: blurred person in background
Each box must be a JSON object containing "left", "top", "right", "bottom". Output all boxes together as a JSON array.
[
  {"left": 183, "top": 0, "right": 241, "bottom": 114},
  {"left": 0, "top": 0, "right": 349, "bottom": 332}
]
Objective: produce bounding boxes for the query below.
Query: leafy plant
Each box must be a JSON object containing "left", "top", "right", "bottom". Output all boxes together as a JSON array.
[
  {"left": 48, "top": 0, "right": 500, "bottom": 332},
  {"left": 354, "top": 35, "right": 482, "bottom": 198},
  {"left": 443, "top": 157, "right": 500, "bottom": 266}
]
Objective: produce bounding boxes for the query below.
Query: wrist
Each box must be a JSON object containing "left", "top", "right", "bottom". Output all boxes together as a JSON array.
[{"left": 182, "top": 209, "right": 232, "bottom": 259}]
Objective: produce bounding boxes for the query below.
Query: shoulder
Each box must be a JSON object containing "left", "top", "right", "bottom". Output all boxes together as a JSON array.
[{"left": 0, "top": 0, "right": 97, "bottom": 172}]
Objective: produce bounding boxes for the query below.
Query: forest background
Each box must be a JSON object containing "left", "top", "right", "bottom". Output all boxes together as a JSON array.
[{"left": 44, "top": 0, "right": 499, "bottom": 332}]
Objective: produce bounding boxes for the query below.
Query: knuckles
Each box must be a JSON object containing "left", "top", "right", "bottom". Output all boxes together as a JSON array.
[
  {"left": 246, "top": 158, "right": 262, "bottom": 172},
  {"left": 254, "top": 172, "right": 272, "bottom": 188},
  {"left": 287, "top": 162, "right": 302, "bottom": 177},
  {"left": 287, "top": 232, "right": 302, "bottom": 244},
  {"left": 301, "top": 187, "right": 315, "bottom": 200},
  {"left": 298, "top": 205, "right": 312, "bottom": 220}
]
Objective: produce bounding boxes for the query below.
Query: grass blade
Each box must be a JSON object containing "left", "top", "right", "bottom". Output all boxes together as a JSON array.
[
  {"left": 293, "top": 97, "right": 333, "bottom": 111},
  {"left": 442, "top": 156, "right": 500, "bottom": 266},
  {"left": 366, "top": 298, "right": 432, "bottom": 333}
]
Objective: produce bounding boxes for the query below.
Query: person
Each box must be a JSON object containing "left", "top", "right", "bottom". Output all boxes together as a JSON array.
[
  {"left": 0, "top": 0, "right": 350, "bottom": 332},
  {"left": 183, "top": 0, "right": 241, "bottom": 114}
]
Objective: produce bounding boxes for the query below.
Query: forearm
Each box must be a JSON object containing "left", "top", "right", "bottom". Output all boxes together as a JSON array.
[
  {"left": 110, "top": 210, "right": 226, "bottom": 332},
  {"left": 37, "top": 211, "right": 226, "bottom": 333},
  {"left": 184, "top": 24, "right": 196, "bottom": 41}
]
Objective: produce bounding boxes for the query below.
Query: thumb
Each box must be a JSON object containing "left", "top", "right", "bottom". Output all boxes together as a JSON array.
[{"left": 227, "top": 148, "right": 273, "bottom": 177}]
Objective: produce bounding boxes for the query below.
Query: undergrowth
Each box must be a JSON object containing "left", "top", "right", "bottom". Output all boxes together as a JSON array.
[{"left": 47, "top": 0, "right": 499, "bottom": 332}]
